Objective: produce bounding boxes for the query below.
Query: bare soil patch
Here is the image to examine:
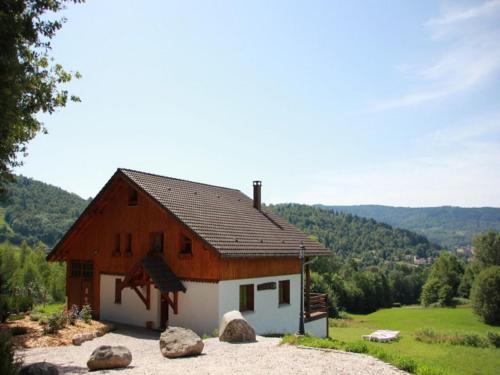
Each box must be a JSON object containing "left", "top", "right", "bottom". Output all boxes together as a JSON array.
[{"left": 1, "top": 316, "right": 110, "bottom": 348}]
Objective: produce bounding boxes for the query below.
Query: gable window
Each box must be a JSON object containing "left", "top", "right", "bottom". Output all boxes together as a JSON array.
[
  {"left": 239, "top": 284, "right": 254, "bottom": 312},
  {"left": 150, "top": 232, "right": 164, "bottom": 253},
  {"left": 279, "top": 280, "right": 290, "bottom": 305},
  {"left": 180, "top": 235, "right": 192, "bottom": 254},
  {"left": 125, "top": 233, "right": 132, "bottom": 256},
  {"left": 128, "top": 189, "right": 138, "bottom": 206},
  {"left": 113, "top": 234, "right": 121, "bottom": 256}
]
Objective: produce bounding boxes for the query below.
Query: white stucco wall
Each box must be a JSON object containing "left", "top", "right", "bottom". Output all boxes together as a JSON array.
[
  {"left": 168, "top": 281, "right": 219, "bottom": 336},
  {"left": 100, "top": 273, "right": 327, "bottom": 337},
  {"left": 218, "top": 274, "right": 301, "bottom": 335},
  {"left": 305, "top": 317, "right": 328, "bottom": 337},
  {"left": 100, "top": 274, "right": 161, "bottom": 329}
]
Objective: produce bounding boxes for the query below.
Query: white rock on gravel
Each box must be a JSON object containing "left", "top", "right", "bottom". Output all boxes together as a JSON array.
[{"left": 18, "top": 327, "right": 407, "bottom": 374}]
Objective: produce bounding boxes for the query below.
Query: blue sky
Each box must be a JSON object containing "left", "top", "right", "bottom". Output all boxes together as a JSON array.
[{"left": 15, "top": 0, "right": 500, "bottom": 207}]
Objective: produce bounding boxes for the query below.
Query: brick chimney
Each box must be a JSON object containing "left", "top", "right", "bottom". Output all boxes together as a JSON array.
[{"left": 253, "top": 181, "right": 262, "bottom": 210}]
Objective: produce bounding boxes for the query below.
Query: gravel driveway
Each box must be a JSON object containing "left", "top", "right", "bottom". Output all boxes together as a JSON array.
[{"left": 18, "top": 325, "right": 406, "bottom": 375}]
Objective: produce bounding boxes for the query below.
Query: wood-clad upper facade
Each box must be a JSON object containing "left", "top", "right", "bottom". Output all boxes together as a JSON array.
[{"left": 47, "top": 169, "right": 329, "bottom": 318}]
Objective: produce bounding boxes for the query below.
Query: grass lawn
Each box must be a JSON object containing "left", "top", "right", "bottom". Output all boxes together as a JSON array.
[
  {"left": 329, "top": 306, "right": 500, "bottom": 375},
  {"left": 31, "top": 303, "right": 66, "bottom": 316}
]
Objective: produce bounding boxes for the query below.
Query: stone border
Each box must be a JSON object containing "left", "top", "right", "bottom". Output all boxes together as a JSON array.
[{"left": 72, "top": 323, "right": 115, "bottom": 346}]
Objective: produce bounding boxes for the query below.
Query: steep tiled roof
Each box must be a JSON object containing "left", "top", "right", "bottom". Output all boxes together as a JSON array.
[{"left": 120, "top": 168, "right": 329, "bottom": 257}]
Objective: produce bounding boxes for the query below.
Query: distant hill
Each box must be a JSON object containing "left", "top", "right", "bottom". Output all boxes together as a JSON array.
[
  {"left": 0, "top": 175, "right": 89, "bottom": 247},
  {"left": 269, "top": 204, "right": 440, "bottom": 265},
  {"left": 319, "top": 205, "right": 500, "bottom": 249}
]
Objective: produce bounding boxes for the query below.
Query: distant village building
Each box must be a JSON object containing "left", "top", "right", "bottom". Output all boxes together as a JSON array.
[
  {"left": 413, "top": 255, "right": 432, "bottom": 266},
  {"left": 48, "top": 169, "right": 330, "bottom": 336},
  {"left": 456, "top": 246, "right": 475, "bottom": 261}
]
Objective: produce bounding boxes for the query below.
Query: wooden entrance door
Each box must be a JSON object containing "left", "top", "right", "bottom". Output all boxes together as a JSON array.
[
  {"left": 81, "top": 279, "right": 93, "bottom": 305},
  {"left": 69, "top": 260, "right": 94, "bottom": 307}
]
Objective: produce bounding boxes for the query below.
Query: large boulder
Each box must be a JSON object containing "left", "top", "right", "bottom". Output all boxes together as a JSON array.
[
  {"left": 159, "top": 326, "right": 204, "bottom": 358},
  {"left": 20, "top": 362, "right": 59, "bottom": 375},
  {"left": 219, "top": 310, "right": 256, "bottom": 342},
  {"left": 86, "top": 345, "right": 132, "bottom": 370}
]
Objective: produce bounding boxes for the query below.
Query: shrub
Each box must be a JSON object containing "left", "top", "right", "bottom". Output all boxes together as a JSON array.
[
  {"left": 29, "top": 313, "right": 41, "bottom": 321},
  {"left": 7, "top": 313, "right": 25, "bottom": 321},
  {"left": 394, "top": 357, "right": 418, "bottom": 373},
  {"left": 0, "top": 331, "right": 22, "bottom": 375},
  {"left": 415, "top": 328, "right": 489, "bottom": 348},
  {"left": 10, "top": 326, "right": 28, "bottom": 336},
  {"left": 43, "top": 312, "right": 66, "bottom": 334},
  {"left": 66, "top": 305, "right": 79, "bottom": 325},
  {"left": 0, "top": 295, "right": 9, "bottom": 323},
  {"left": 79, "top": 304, "right": 92, "bottom": 324},
  {"left": 415, "top": 328, "right": 438, "bottom": 343},
  {"left": 343, "top": 341, "right": 368, "bottom": 353},
  {"left": 329, "top": 319, "right": 348, "bottom": 328},
  {"left": 415, "top": 365, "right": 447, "bottom": 375},
  {"left": 487, "top": 331, "right": 500, "bottom": 348},
  {"left": 448, "top": 333, "right": 488, "bottom": 348},
  {"left": 471, "top": 266, "right": 500, "bottom": 325},
  {"left": 8, "top": 295, "right": 34, "bottom": 313}
]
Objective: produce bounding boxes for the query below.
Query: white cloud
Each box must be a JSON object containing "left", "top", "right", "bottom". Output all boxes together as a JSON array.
[
  {"left": 426, "top": 0, "right": 500, "bottom": 27},
  {"left": 375, "top": 0, "right": 500, "bottom": 110}
]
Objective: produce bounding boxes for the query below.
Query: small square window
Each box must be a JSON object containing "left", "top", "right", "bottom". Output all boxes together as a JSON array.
[
  {"left": 239, "top": 284, "right": 254, "bottom": 312},
  {"left": 279, "top": 280, "right": 290, "bottom": 305},
  {"left": 128, "top": 189, "right": 138, "bottom": 206},
  {"left": 180, "top": 235, "right": 192, "bottom": 254}
]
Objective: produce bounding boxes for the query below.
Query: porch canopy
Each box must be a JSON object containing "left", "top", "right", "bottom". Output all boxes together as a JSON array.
[
  {"left": 140, "top": 253, "right": 186, "bottom": 294},
  {"left": 118, "top": 253, "right": 185, "bottom": 311}
]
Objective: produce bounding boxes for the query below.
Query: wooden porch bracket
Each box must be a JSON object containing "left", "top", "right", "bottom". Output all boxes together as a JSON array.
[
  {"left": 162, "top": 291, "right": 179, "bottom": 315},
  {"left": 118, "top": 265, "right": 152, "bottom": 310}
]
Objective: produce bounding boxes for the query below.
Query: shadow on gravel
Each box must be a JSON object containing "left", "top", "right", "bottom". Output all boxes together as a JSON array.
[{"left": 110, "top": 323, "right": 160, "bottom": 341}]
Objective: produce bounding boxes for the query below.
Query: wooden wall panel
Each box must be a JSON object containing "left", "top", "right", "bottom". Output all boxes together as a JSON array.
[{"left": 219, "top": 258, "right": 300, "bottom": 280}]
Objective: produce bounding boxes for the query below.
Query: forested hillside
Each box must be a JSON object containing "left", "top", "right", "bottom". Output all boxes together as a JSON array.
[
  {"left": 0, "top": 176, "right": 89, "bottom": 247},
  {"left": 269, "top": 204, "right": 440, "bottom": 266},
  {"left": 320, "top": 205, "right": 500, "bottom": 249}
]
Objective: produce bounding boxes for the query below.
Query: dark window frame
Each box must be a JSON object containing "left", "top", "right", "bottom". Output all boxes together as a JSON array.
[
  {"left": 179, "top": 234, "right": 193, "bottom": 255},
  {"left": 150, "top": 232, "right": 164, "bottom": 253},
  {"left": 128, "top": 189, "right": 138, "bottom": 206},
  {"left": 239, "top": 284, "right": 254, "bottom": 312},
  {"left": 279, "top": 280, "right": 290, "bottom": 305}
]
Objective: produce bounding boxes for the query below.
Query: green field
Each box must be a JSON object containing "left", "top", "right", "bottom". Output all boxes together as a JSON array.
[{"left": 329, "top": 307, "right": 500, "bottom": 375}]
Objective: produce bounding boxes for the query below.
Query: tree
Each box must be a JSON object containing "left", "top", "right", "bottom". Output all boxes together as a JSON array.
[
  {"left": 473, "top": 231, "right": 500, "bottom": 268},
  {"left": 459, "top": 262, "right": 481, "bottom": 298},
  {"left": 421, "top": 252, "right": 463, "bottom": 306},
  {"left": 0, "top": 0, "right": 83, "bottom": 196},
  {"left": 471, "top": 266, "right": 500, "bottom": 325},
  {"left": 421, "top": 277, "right": 440, "bottom": 307}
]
